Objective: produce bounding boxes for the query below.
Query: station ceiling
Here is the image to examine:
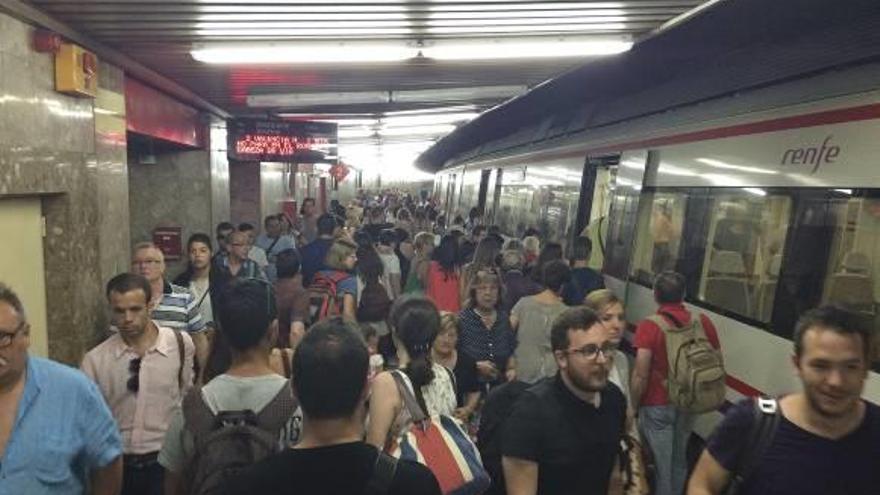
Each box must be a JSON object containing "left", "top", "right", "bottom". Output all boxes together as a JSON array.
[{"left": 25, "top": 0, "right": 706, "bottom": 118}]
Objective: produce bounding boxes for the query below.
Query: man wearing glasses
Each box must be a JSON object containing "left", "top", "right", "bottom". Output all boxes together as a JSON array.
[
  {"left": 0, "top": 283, "right": 123, "bottom": 493},
  {"left": 131, "top": 242, "right": 208, "bottom": 382},
  {"left": 501, "top": 306, "right": 626, "bottom": 495},
  {"left": 82, "top": 273, "right": 195, "bottom": 495}
]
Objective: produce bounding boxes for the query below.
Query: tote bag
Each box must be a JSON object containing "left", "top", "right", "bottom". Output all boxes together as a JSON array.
[{"left": 387, "top": 372, "right": 490, "bottom": 495}]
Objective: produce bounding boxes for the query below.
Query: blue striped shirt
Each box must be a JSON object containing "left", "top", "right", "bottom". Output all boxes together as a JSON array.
[{"left": 153, "top": 282, "right": 206, "bottom": 334}]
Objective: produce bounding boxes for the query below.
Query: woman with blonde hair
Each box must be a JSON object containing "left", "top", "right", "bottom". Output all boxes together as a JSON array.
[
  {"left": 404, "top": 231, "right": 435, "bottom": 294},
  {"left": 583, "top": 289, "right": 632, "bottom": 407},
  {"left": 310, "top": 238, "right": 358, "bottom": 320},
  {"left": 432, "top": 312, "right": 481, "bottom": 421}
]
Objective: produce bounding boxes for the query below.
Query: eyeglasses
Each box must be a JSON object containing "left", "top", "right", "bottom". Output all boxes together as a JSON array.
[
  {"left": 132, "top": 259, "right": 162, "bottom": 267},
  {"left": 0, "top": 321, "right": 27, "bottom": 349},
  {"left": 127, "top": 357, "right": 142, "bottom": 393},
  {"left": 566, "top": 342, "right": 618, "bottom": 360}
]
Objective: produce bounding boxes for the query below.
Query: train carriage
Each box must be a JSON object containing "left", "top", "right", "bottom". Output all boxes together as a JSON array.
[{"left": 433, "top": 63, "right": 880, "bottom": 437}]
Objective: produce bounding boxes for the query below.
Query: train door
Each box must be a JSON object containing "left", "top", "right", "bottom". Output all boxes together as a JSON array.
[
  {"left": 489, "top": 168, "right": 503, "bottom": 225},
  {"left": 0, "top": 198, "right": 48, "bottom": 357},
  {"left": 446, "top": 173, "right": 458, "bottom": 220},
  {"left": 575, "top": 154, "right": 619, "bottom": 270}
]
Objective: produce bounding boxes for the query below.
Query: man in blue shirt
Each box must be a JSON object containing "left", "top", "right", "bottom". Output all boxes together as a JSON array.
[
  {"left": 255, "top": 214, "right": 297, "bottom": 282},
  {"left": 0, "top": 283, "right": 122, "bottom": 494},
  {"left": 299, "top": 214, "right": 337, "bottom": 286}
]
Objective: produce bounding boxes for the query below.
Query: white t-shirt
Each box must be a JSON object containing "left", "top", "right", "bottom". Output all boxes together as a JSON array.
[
  {"left": 379, "top": 252, "right": 401, "bottom": 298},
  {"left": 158, "top": 374, "right": 301, "bottom": 473}
]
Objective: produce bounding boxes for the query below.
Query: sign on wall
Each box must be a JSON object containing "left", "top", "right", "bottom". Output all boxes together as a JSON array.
[{"left": 228, "top": 119, "right": 338, "bottom": 163}]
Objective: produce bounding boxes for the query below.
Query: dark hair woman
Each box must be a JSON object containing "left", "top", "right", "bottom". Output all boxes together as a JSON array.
[
  {"left": 366, "top": 296, "right": 457, "bottom": 450},
  {"left": 426, "top": 234, "right": 461, "bottom": 312}
]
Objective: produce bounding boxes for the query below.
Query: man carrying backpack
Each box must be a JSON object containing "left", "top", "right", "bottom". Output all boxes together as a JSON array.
[
  {"left": 159, "top": 278, "right": 300, "bottom": 495},
  {"left": 631, "top": 271, "right": 724, "bottom": 495},
  {"left": 222, "top": 317, "right": 442, "bottom": 495}
]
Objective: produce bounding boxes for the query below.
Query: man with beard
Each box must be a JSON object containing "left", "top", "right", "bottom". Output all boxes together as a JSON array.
[
  {"left": 82, "top": 273, "right": 195, "bottom": 495},
  {"left": 688, "top": 305, "right": 880, "bottom": 495},
  {"left": 501, "top": 306, "right": 626, "bottom": 495}
]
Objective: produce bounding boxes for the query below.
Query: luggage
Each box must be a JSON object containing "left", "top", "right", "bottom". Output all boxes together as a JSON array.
[
  {"left": 387, "top": 371, "right": 490, "bottom": 495},
  {"left": 649, "top": 311, "right": 726, "bottom": 413}
]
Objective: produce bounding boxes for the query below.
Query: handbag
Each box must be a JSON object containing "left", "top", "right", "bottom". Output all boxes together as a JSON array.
[{"left": 387, "top": 371, "right": 491, "bottom": 495}]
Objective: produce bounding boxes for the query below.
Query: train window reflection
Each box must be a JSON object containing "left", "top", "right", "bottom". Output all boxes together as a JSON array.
[
  {"left": 821, "top": 194, "right": 880, "bottom": 363},
  {"left": 629, "top": 192, "right": 686, "bottom": 284},
  {"left": 696, "top": 192, "right": 791, "bottom": 323}
]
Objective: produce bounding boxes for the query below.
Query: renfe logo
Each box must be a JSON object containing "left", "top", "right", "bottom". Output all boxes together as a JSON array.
[{"left": 780, "top": 136, "right": 840, "bottom": 174}]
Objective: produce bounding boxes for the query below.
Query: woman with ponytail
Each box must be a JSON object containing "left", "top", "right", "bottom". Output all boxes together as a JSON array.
[{"left": 366, "top": 295, "right": 458, "bottom": 449}]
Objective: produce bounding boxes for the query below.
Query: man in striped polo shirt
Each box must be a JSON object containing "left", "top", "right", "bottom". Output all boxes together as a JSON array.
[{"left": 131, "top": 242, "right": 208, "bottom": 382}]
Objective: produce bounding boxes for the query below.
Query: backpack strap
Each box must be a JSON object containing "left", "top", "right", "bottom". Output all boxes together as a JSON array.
[
  {"left": 281, "top": 348, "right": 293, "bottom": 379},
  {"left": 390, "top": 370, "right": 428, "bottom": 423},
  {"left": 254, "top": 379, "right": 298, "bottom": 433},
  {"left": 182, "top": 387, "right": 218, "bottom": 441},
  {"left": 724, "top": 397, "right": 781, "bottom": 495},
  {"left": 364, "top": 450, "right": 399, "bottom": 495},
  {"left": 174, "top": 330, "right": 185, "bottom": 391}
]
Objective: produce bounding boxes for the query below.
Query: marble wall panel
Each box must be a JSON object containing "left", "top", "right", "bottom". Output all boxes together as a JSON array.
[
  {"left": 260, "top": 162, "right": 287, "bottom": 220},
  {"left": 128, "top": 149, "right": 214, "bottom": 276},
  {"left": 229, "top": 160, "right": 261, "bottom": 228},
  {"left": 0, "top": 12, "right": 130, "bottom": 364},
  {"left": 209, "top": 119, "right": 230, "bottom": 230}
]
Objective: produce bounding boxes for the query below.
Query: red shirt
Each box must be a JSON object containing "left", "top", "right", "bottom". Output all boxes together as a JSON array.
[
  {"left": 633, "top": 303, "right": 721, "bottom": 406},
  {"left": 426, "top": 261, "right": 460, "bottom": 313}
]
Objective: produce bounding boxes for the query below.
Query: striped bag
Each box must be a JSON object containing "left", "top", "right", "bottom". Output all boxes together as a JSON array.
[{"left": 388, "top": 372, "right": 490, "bottom": 495}]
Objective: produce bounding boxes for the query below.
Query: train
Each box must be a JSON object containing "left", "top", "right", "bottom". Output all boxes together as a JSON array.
[{"left": 431, "top": 61, "right": 880, "bottom": 436}]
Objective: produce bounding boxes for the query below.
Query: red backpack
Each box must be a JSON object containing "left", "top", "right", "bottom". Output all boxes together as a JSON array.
[{"left": 308, "top": 271, "right": 349, "bottom": 322}]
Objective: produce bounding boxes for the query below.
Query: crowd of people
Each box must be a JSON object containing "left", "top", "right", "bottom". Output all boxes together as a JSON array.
[{"left": 0, "top": 189, "right": 877, "bottom": 495}]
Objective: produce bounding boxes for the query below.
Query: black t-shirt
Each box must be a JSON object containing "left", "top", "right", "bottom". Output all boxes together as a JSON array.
[
  {"left": 452, "top": 352, "right": 481, "bottom": 407},
  {"left": 707, "top": 398, "right": 880, "bottom": 495},
  {"left": 223, "top": 442, "right": 442, "bottom": 495},
  {"left": 501, "top": 375, "right": 626, "bottom": 495}
]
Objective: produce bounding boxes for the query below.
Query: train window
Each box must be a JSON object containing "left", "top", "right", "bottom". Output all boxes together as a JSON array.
[
  {"left": 629, "top": 192, "right": 688, "bottom": 286},
  {"left": 695, "top": 190, "right": 792, "bottom": 323},
  {"left": 495, "top": 164, "right": 581, "bottom": 242},
  {"left": 818, "top": 192, "right": 880, "bottom": 363},
  {"left": 604, "top": 188, "right": 640, "bottom": 278}
]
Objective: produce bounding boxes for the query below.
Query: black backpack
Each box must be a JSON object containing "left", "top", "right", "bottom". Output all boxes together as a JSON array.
[
  {"left": 182, "top": 381, "right": 298, "bottom": 495},
  {"left": 476, "top": 380, "right": 531, "bottom": 495},
  {"left": 357, "top": 277, "right": 392, "bottom": 322}
]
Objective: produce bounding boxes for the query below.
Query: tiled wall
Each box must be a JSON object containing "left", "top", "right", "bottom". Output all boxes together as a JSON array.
[{"left": 0, "top": 12, "right": 129, "bottom": 364}]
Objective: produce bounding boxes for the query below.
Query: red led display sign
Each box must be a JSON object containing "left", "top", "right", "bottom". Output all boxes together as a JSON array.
[{"left": 228, "top": 119, "right": 338, "bottom": 163}]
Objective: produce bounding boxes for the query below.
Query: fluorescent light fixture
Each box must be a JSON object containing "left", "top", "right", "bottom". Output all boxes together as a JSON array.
[
  {"left": 424, "top": 38, "right": 632, "bottom": 60},
  {"left": 249, "top": 91, "right": 388, "bottom": 107},
  {"left": 193, "top": 36, "right": 631, "bottom": 64},
  {"left": 834, "top": 189, "right": 853, "bottom": 195},
  {"left": 380, "top": 124, "right": 456, "bottom": 136},
  {"left": 743, "top": 187, "right": 767, "bottom": 197},
  {"left": 382, "top": 112, "right": 478, "bottom": 127},
  {"left": 249, "top": 85, "right": 523, "bottom": 108},
  {"left": 191, "top": 41, "right": 414, "bottom": 64},
  {"left": 391, "top": 86, "right": 526, "bottom": 103}
]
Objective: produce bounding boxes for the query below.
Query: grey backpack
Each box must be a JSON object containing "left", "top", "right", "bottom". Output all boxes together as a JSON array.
[{"left": 182, "top": 381, "right": 297, "bottom": 495}]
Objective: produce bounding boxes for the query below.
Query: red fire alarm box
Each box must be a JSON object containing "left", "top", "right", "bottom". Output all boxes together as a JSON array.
[{"left": 152, "top": 227, "right": 182, "bottom": 261}]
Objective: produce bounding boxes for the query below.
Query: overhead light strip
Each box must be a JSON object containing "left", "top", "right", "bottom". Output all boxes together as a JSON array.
[{"left": 192, "top": 36, "right": 633, "bottom": 64}]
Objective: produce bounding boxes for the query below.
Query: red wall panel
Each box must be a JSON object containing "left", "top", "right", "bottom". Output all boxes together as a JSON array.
[{"left": 125, "top": 78, "right": 206, "bottom": 148}]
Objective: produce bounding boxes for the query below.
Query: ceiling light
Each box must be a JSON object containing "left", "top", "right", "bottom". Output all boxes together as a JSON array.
[
  {"left": 380, "top": 124, "right": 456, "bottom": 137},
  {"left": 425, "top": 38, "right": 632, "bottom": 60},
  {"left": 249, "top": 85, "right": 523, "bottom": 108},
  {"left": 191, "top": 42, "right": 414, "bottom": 64},
  {"left": 193, "top": 36, "right": 631, "bottom": 65}
]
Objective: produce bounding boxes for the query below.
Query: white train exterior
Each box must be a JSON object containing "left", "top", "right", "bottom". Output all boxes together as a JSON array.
[{"left": 433, "top": 64, "right": 880, "bottom": 437}]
